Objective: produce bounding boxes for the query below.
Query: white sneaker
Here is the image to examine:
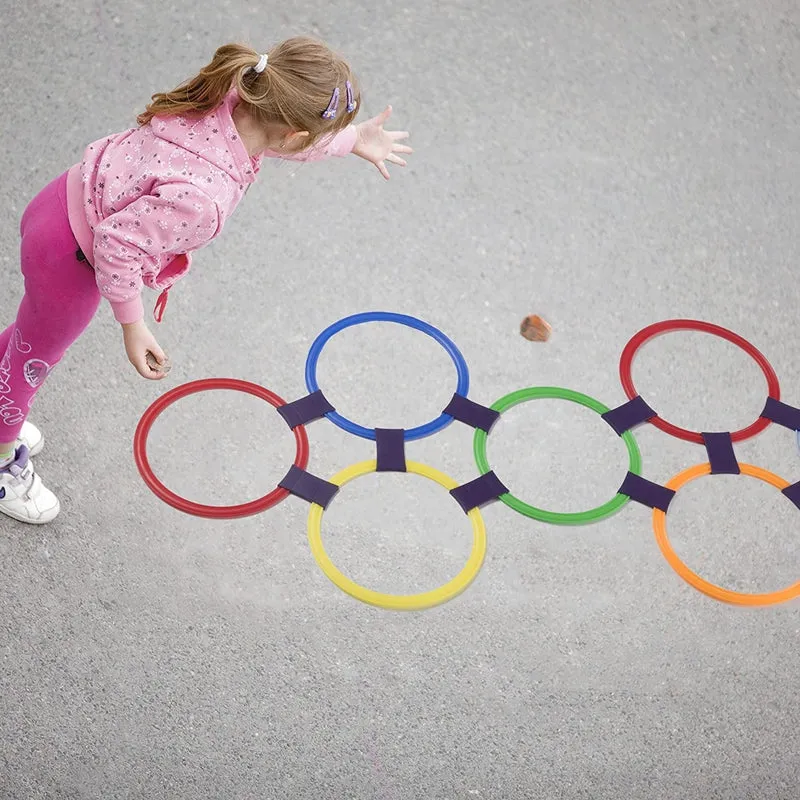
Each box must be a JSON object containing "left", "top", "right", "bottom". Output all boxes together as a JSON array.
[
  {"left": 17, "top": 420, "right": 44, "bottom": 457},
  {"left": 0, "top": 445, "right": 60, "bottom": 524}
]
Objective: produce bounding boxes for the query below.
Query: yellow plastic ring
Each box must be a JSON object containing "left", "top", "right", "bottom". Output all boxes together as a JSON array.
[
  {"left": 653, "top": 462, "right": 800, "bottom": 606},
  {"left": 307, "top": 460, "right": 487, "bottom": 611}
]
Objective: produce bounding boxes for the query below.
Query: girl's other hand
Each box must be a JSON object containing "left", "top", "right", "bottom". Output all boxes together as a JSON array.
[
  {"left": 122, "top": 320, "right": 169, "bottom": 380},
  {"left": 353, "top": 106, "right": 413, "bottom": 180}
]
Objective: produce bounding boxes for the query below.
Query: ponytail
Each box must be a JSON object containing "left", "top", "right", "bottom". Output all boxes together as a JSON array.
[{"left": 137, "top": 43, "right": 262, "bottom": 126}]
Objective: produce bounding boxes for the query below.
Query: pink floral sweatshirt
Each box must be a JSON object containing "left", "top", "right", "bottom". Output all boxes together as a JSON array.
[{"left": 66, "top": 88, "right": 357, "bottom": 325}]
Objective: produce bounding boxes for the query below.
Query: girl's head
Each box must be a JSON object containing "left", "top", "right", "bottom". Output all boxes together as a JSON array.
[{"left": 137, "top": 37, "right": 360, "bottom": 153}]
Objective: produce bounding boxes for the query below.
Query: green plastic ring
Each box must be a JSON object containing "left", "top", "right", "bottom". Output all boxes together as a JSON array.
[{"left": 473, "top": 387, "right": 643, "bottom": 525}]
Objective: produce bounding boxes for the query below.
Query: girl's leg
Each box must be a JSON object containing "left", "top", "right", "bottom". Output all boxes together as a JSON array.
[
  {"left": 0, "top": 174, "right": 101, "bottom": 444},
  {"left": 0, "top": 276, "right": 101, "bottom": 443},
  {"left": 0, "top": 323, "right": 13, "bottom": 462},
  {"left": 0, "top": 324, "right": 13, "bottom": 441},
  {"left": 1, "top": 172, "right": 102, "bottom": 524},
  {"left": 0, "top": 323, "right": 12, "bottom": 458},
  {"left": 0, "top": 324, "right": 11, "bottom": 367}
]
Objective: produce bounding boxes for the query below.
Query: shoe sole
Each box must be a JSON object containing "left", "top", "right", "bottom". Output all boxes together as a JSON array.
[{"left": 0, "top": 497, "right": 60, "bottom": 524}]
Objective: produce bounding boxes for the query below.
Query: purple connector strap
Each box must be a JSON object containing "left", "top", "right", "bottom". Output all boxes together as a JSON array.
[
  {"left": 701, "top": 432, "right": 740, "bottom": 475},
  {"left": 602, "top": 395, "right": 656, "bottom": 436},
  {"left": 375, "top": 428, "right": 406, "bottom": 472},
  {"left": 761, "top": 397, "right": 800, "bottom": 430},
  {"left": 618, "top": 471, "right": 675, "bottom": 512},
  {"left": 276, "top": 391, "right": 334, "bottom": 429},
  {"left": 278, "top": 465, "right": 338, "bottom": 508},
  {"left": 781, "top": 481, "right": 800, "bottom": 511},
  {"left": 443, "top": 393, "right": 500, "bottom": 433},
  {"left": 450, "top": 471, "right": 508, "bottom": 513}
]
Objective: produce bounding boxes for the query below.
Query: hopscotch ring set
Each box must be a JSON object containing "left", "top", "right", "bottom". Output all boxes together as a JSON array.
[{"left": 134, "top": 312, "right": 800, "bottom": 611}]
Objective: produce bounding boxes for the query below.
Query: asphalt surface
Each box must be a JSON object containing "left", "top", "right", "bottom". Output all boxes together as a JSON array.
[{"left": 1, "top": 1, "right": 799, "bottom": 798}]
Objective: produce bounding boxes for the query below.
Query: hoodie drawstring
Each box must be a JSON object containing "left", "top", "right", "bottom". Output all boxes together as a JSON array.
[{"left": 154, "top": 288, "right": 170, "bottom": 323}]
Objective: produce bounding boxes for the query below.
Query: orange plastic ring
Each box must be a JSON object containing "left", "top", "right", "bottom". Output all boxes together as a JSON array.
[{"left": 653, "top": 462, "right": 800, "bottom": 606}]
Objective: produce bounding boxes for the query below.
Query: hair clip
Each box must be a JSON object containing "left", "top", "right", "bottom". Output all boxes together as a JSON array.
[
  {"left": 321, "top": 87, "right": 340, "bottom": 119},
  {"left": 345, "top": 80, "right": 356, "bottom": 113}
]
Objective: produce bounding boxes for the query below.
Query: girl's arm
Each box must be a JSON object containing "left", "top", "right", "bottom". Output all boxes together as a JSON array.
[
  {"left": 267, "top": 107, "right": 412, "bottom": 180},
  {"left": 264, "top": 125, "right": 358, "bottom": 163},
  {"left": 92, "top": 184, "right": 220, "bottom": 324}
]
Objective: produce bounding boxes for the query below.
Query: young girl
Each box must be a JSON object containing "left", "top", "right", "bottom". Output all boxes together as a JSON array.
[{"left": 0, "top": 37, "right": 412, "bottom": 525}]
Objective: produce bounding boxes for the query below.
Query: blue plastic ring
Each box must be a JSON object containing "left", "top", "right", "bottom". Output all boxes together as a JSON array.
[{"left": 304, "top": 311, "right": 470, "bottom": 441}]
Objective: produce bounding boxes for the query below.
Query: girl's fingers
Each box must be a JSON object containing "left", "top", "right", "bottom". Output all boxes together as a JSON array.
[
  {"left": 386, "top": 154, "right": 407, "bottom": 166},
  {"left": 145, "top": 350, "right": 170, "bottom": 378},
  {"left": 375, "top": 105, "right": 392, "bottom": 125},
  {"left": 393, "top": 144, "right": 413, "bottom": 154},
  {"left": 389, "top": 130, "right": 410, "bottom": 141},
  {"left": 376, "top": 160, "right": 391, "bottom": 180},
  {"left": 137, "top": 361, "right": 154, "bottom": 379}
]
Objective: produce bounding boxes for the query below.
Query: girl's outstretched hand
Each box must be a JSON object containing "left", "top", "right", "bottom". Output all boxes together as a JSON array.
[{"left": 353, "top": 106, "right": 412, "bottom": 180}]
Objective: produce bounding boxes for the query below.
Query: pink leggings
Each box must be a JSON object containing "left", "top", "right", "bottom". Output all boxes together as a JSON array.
[{"left": 0, "top": 172, "right": 100, "bottom": 443}]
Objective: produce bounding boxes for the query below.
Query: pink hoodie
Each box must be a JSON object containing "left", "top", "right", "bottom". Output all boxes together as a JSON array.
[{"left": 66, "top": 88, "right": 357, "bottom": 325}]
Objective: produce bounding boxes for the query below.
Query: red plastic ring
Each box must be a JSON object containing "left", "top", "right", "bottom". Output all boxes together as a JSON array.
[
  {"left": 619, "top": 319, "right": 781, "bottom": 444},
  {"left": 134, "top": 378, "right": 310, "bottom": 519}
]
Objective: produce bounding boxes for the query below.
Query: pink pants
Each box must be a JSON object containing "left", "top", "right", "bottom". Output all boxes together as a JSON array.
[{"left": 0, "top": 172, "right": 100, "bottom": 443}]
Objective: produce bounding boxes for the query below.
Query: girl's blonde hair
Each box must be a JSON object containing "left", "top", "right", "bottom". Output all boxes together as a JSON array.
[{"left": 137, "top": 37, "right": 360, "bottom": 151}]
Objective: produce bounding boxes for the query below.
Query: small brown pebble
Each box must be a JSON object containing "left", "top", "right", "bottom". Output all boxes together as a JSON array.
[
  {"left": 146, "top": 351, "right": 172, "bottom": 374},
  {"left": 520, "top": 315, "right": 552, "bottom": 342}
]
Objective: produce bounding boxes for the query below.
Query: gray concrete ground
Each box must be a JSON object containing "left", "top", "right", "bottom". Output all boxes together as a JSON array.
[{"left": 1, "top": 0, "right": 799, "bottom": 797}]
